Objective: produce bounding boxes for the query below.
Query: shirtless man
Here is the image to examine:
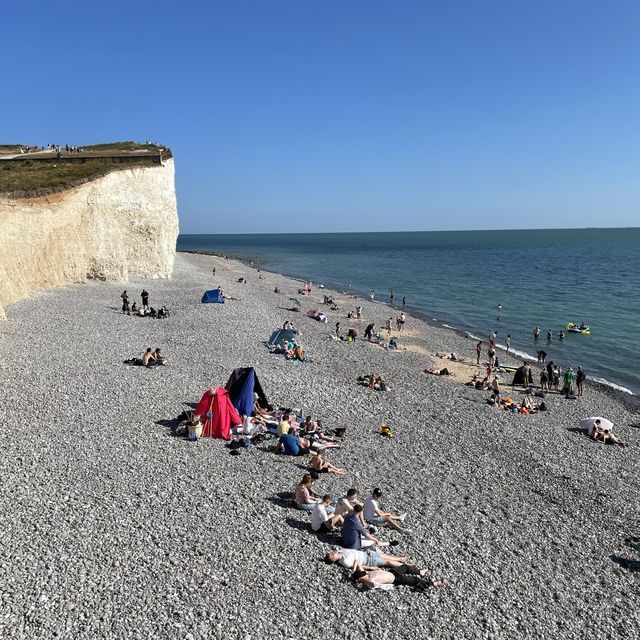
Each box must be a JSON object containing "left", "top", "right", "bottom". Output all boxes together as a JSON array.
[{"left": 141, "top": 347, "right": 155, "bottom": 366}]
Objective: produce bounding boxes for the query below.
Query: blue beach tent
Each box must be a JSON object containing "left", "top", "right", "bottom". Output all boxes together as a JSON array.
[
  {"left": 224, "top": 367, "right": 269, "bottom": 416},
  {"left": 201, "top": 289, "right": 224, "bottom": 303}
]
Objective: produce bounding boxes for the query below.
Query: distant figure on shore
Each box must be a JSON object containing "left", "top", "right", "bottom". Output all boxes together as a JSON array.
[
  {"left": 396, "top": 313, "right": 405, "bottom": 331},
  {"left": 402, "top": 296, "right": 406, "bottom": 308},
  {"left": 141, "top": 289, "right": 149, "bottom": 309},
  {"left": 212, "top": 267, "right": 216, "bottom": 276},
  {"left": 364, "top": 323, "right": 375, "bottom": 341},
  {"left": 370, "top": 290, "right": 375, "bottom": 301},
  {"left": 335, "top": 322, "right": 341, "bottom": 338},
  {"left": 576, "top": 366, "right": 586, "bottom": 396},
  {"left": 120, "top": 291, "right": 129, "bottom": 314},
  {"left": 389, "top": 290, "right": 394, "bottom": 304},
  {"left": 534, "top": 326, "right": 540, "bottom": 340},
  {"left": 476, "top": 341, "right": 483, "bottom": 365},
  {"left": 384, "top": 318, "right": 393, "bottom": 335},
  {"left": 505, "top": 335, "right": 511, "bottom": 354}
]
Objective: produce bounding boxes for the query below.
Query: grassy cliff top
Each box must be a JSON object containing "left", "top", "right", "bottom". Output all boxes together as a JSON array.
[{"left": 0, "top": 142, "right": 172, "bottom": 198}]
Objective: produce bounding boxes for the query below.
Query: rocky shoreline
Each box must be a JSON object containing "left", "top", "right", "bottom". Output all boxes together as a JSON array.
[{"left": 0, "top": 251, "right": 638, "bottom": 639}]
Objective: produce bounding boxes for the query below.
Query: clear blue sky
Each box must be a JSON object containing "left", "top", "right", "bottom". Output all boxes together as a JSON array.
[{"left": 4, "top": 1, "right": 639, "bottom": 233}]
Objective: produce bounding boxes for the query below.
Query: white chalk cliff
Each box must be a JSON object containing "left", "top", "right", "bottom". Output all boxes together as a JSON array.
[{"left": 0, "top": 159, "right": 178, "bottom": 319}]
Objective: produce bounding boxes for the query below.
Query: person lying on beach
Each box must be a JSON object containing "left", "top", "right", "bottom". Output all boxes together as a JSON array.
[
  {"left": 356, "top": 374, "right": 390, "bottom": 391},
  {"left": 363, "top": 489, "right": 408, "bottom": 533},
  {"left": 352, "top": 566, "right": 445, "bottom": 592},
  {"left": 311, "top": 452, "right": 346, "bottom": 476},
  {"left": 311, "top": 495, "right": 344, "bottom": 533},
  {"left": 276, "top": 427, "right": 318, "bottom": 457},
  {"left": 436, "top": 352, "right": 462, "bottom": 361},
  {"left": 324, "top": 547, "right": 410, "bottom": 570},
  {"left": 294, "top": 474, "right": 324, "bottom": 511},
  {"left": 341, "top": 505, "right": 388, "bottom": 550},
  {"left": 425, "top": 367, "right": 453, "bottom": 376},
  {"left": 465, "top": 375, "right": 479, "bottom": 386}
]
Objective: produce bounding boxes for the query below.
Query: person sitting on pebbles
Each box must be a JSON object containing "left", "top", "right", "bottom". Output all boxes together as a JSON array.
[
  {"left": 352, "top": 566, "right": 445, "bottom": 591},
  {"left": 341, "top": 505, "right": 388, "bottom": 550},
  {"left": 589, "top": 420, "right": 629, "bottom": 447},
  {"left": 311, "top": 495, "right": 344, "bottom": 533},
  {"left": 324, "top": 547, "right": 410, "bottom": 570},
  {"left": 294, "top": 474, "right": 326, "bottom": 512},
  {"left": 311, "top": 451, "right": 346, "bottom": 476},
  {"left": 363, "top": 488, "right": 409, "bottom": 533}
]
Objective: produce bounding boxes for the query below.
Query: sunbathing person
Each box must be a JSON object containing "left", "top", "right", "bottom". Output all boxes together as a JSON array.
[
  {"left": 589, "top": 421, "right": 629, "bottom": 447},
  {"left": 311, "top": 495, "right": 343, "bottom": 533},
  {"left": 335, "top": 488, "right": 363, "bottom": 518},
  {"left": 363, "top": 489, "right": 408, "bottom": 533},
  {"left": 294, "top": 474, "right": 324, "bottom": 511},
  {"left": 151, "top": 348, "right": 166, "bottom": 364},
  {"left": 276, "top": 427, "right": 312, "bottom": 456},
  {"left": 311, "top": 452, "right": 346, "bottom": 476},
  {"left": 425, "top": 367, "right": 452, "bottom": 376},
  {"left": 142, "top": 347, "right": 155, "bottom": 366},
  {"left": 324, "top": 547, "right": 410, "bottom": 569},
  {"left": 341, "top": 505, "right": 387, "bottom": 550},
  {"left": 352, "top": 566, "right": 444, "bottom": 591},
  {"left": 371, "top": 376, "right": 390, "bottom": 391},
  {"left": 436, "top": 352, "right": 461, "bottom": 361}
]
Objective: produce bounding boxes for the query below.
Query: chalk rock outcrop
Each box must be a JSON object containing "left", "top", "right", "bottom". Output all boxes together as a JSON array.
[{"left": 0, "top": 159, "right": 178, "bottom": 319}]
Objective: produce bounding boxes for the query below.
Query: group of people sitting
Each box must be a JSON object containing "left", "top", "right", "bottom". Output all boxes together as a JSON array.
[
  {"left": 124, "top": 347, "right": 166, "bottom": 368},
  {"left": 130, "top": 302, "right": 169, "bottom": 318},
  {"left": 357, "top": 374, "right": 391, "bottom": 391},
  {"left": 291, "top": 481, "right": 442, "bottom": 591}
]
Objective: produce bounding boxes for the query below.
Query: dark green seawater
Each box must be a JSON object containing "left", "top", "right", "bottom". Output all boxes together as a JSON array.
[{"left": 178, "top": 229, "right": 640, "bottom": 395}]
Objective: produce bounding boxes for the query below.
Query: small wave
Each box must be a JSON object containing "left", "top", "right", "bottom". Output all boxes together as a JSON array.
[
  {"left": 495, "top": 345, "right": 537, "bottom": 361},
  {"left": 441, "top": 323, "right": 457, "bottom": 330},
  {"left": 591, "top": 377, "right": 634, "bottom": 395}
]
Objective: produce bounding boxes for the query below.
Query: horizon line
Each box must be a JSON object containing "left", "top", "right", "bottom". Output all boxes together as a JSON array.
[{"left": 178, "top": 226, "right": 640, "bottom": 236}]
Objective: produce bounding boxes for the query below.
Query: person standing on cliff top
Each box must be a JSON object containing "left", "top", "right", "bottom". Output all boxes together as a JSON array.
[
  {"left": 121, "top": 291, "right": 129, "bottom": 314},
  {"left": 141, "top": 289, "right": 149, "bottom": 309}
]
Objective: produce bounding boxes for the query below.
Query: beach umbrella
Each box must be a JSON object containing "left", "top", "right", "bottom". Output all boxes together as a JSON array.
[{"left": 579, "top": 416, "right": 613, "bottom": 436}]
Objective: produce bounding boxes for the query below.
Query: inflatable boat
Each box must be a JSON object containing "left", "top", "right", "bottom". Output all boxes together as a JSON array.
[{"left": 566, "top": 323, "right": 590, "bottom": 334}]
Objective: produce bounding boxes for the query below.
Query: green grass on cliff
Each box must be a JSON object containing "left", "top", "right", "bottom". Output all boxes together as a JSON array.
[{"left": 0, "top": 142, "right": 172, "bottom": 198}]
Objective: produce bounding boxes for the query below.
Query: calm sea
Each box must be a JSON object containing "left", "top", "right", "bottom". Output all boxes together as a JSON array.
[{"left": 177, "top": 229, "right": 640, "bottom": 396}]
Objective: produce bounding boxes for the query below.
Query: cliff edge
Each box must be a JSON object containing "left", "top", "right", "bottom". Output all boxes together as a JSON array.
[{"left": 0, "top": 158, "right": 179, "bottom": 319}]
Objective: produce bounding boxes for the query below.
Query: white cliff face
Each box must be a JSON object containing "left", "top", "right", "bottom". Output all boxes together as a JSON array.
[{"left": 0, "top": 159, "right": 178, "bottom": 319}]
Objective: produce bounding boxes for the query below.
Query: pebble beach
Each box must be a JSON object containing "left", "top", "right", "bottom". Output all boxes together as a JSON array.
[{"left": 1, "top": 251, "right": 638, "bottom": 639}]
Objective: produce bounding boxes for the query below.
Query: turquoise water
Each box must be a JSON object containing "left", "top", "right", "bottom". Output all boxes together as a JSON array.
[{"left": 178, "top": 229, "right": 640, "bottom": 395}]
